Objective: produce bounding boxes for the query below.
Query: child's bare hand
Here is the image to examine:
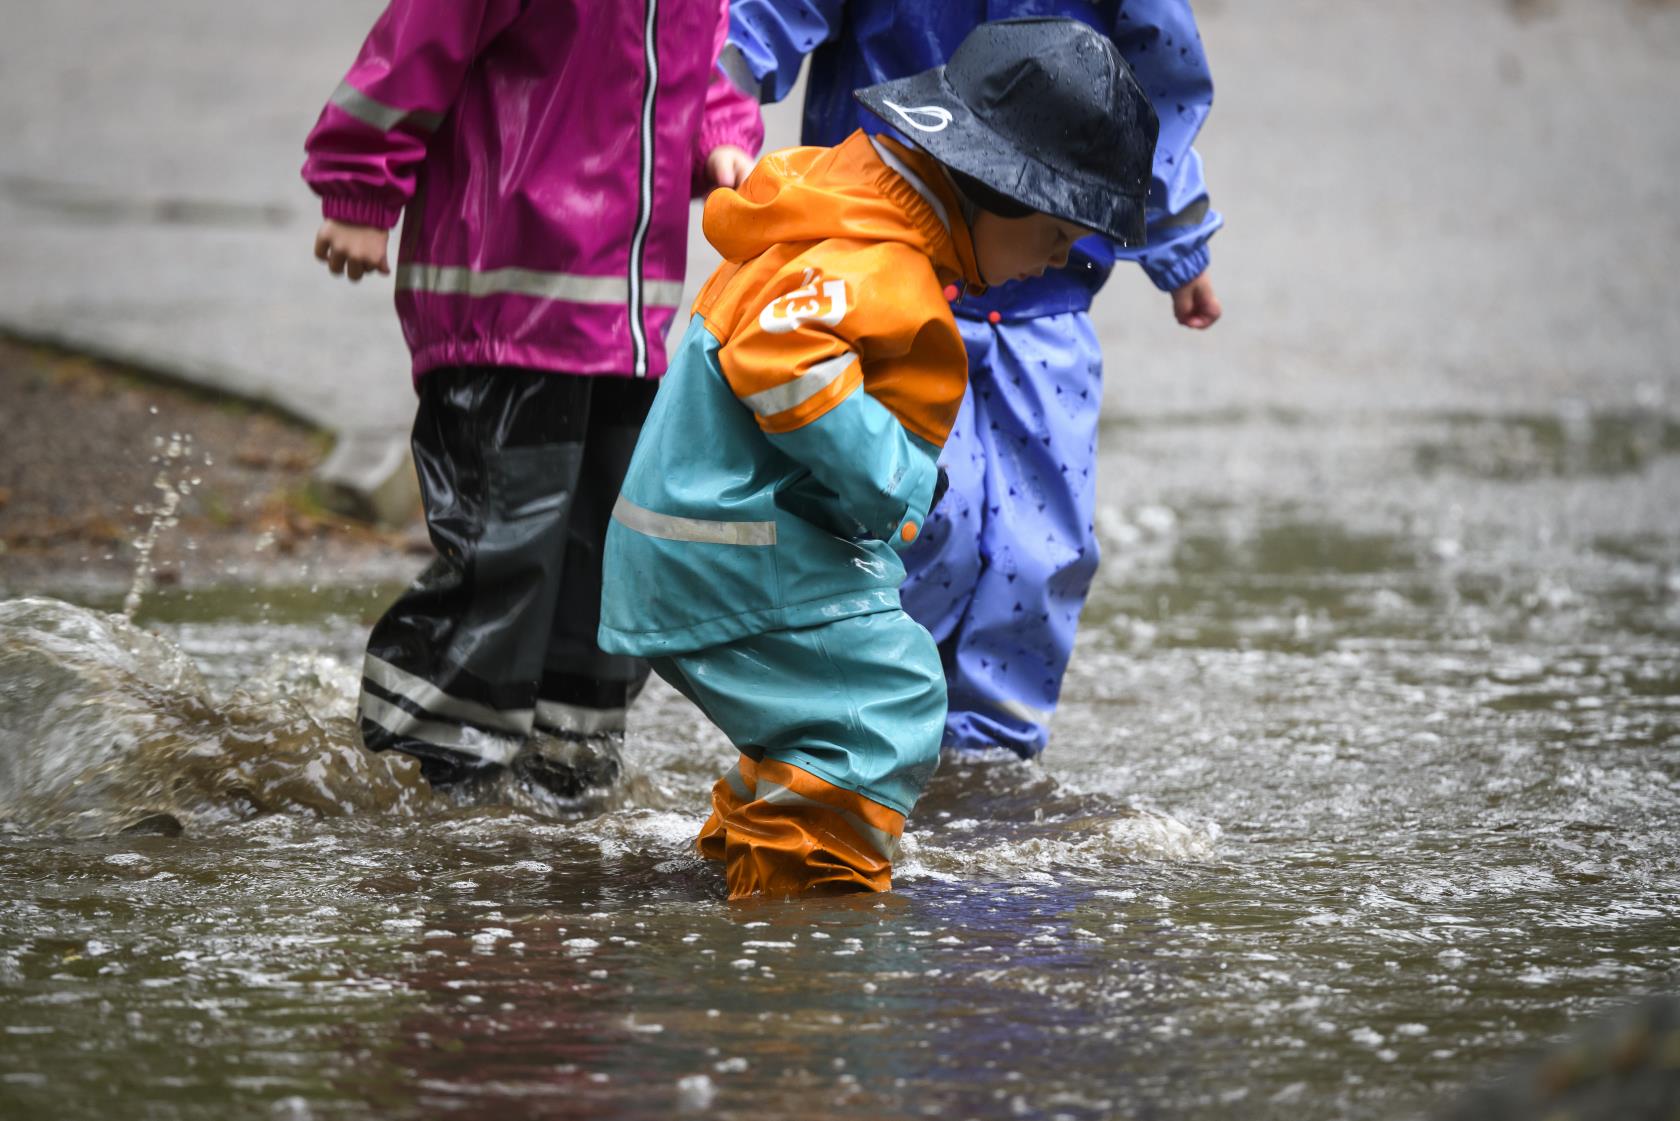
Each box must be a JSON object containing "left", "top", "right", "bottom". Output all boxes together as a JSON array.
[
  {"left": 705, "top": 145, "right": 755, "bottom": 191},
  {"left": 313, "top": 220, "right": 391, "bottom": 282},
  {"left": 1170, "top": 271, "right": 1222, "bottom": 330}
]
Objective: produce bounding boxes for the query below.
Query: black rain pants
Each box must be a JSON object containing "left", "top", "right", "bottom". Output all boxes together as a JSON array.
[{"left": 357, "top": 367, "right": 655, "bottom": 784}]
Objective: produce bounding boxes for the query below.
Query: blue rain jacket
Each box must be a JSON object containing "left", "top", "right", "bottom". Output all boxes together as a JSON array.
[{"left": 726, "top": 0, "right": 1223, "bottom": 321}]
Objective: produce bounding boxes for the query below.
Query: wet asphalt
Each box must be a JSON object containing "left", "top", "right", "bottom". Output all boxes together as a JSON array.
[{"left": 0, "top": 0, "right": 1674, "bottom": 434}]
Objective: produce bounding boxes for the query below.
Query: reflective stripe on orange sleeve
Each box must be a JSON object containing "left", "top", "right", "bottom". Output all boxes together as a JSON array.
[{"left": 751, "top": 359, "right": 865, "bottom": 434}]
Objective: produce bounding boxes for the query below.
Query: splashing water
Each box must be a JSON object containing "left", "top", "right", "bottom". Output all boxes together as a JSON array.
[
  {"left": 0, "top": 597, "right": 432, "bottom": 834},
  {"left": 121, "top": 432, "right": 192, "bottom": 619}
]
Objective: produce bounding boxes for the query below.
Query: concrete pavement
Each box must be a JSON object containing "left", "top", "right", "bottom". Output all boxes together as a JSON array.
[
  {"left": 2, "top": 0, "right": 1677, "bottom": 520},
  {"left": 1092, "top": 0, "right": 1680, "bottom": 420}
]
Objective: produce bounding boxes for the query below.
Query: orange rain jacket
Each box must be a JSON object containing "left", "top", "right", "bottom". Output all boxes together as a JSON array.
[{"left": 597, "top": 128, "right": 986, "bottom": 657}]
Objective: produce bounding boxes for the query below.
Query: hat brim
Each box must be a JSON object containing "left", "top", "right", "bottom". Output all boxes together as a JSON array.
[{"left": 853, "top": 67, "right": 1148, "bottom": 247}]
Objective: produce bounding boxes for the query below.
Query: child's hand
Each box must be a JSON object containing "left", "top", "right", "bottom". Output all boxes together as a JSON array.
[
  {"left": 705, "top": 145, "right": 755, "bottom": 191},
  {"left": 1170, "top": 271, "right": 1222, "bottom": 330},
  {"left": 313, "top": 220, "right": 391, "bottom": 283}
]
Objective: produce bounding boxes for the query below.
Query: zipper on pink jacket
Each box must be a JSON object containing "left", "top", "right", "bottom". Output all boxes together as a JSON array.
[{"left": 628, "top": 0, "right": 661, "bottom": 378}]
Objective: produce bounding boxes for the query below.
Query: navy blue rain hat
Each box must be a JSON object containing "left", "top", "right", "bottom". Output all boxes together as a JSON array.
[{"left": 853, "top": 18, "right": 1159, "bottom": 245}]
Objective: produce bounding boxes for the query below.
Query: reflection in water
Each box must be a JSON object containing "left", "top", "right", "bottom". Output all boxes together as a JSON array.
[{"left": 2, "top": 406, "right": 1678, "bottom": 1120}]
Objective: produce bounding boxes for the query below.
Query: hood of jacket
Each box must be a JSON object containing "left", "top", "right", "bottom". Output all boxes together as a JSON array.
[{"left": 701, "top": 131, "right": 985, "bottom": 294}]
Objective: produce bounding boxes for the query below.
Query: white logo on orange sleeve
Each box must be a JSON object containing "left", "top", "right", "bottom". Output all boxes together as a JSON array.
[{"left": 758, "top": 269, "right": 850, "bottom": 334}]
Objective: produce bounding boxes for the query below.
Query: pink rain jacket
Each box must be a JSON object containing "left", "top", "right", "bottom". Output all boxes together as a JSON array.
[{"left": 302, "top": 0, "right": 764, "bottom": 381}]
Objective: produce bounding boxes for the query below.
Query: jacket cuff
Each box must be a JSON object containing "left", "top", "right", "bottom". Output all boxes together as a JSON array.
[
  {"left": 700, "top": 118, "right": 762, "bottom": 162},
  {"left": 888, "top": 455, "right": 939, "bottom": 554},
  {"left": 321, "top": 195, "right": 403, "bottom": 230},
  {"left": 1145, "top": 243, "right": 1211, "bottom": 293}
]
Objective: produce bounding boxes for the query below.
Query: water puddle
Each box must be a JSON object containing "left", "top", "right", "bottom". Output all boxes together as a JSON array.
[
  {"left": 1413, "top": 410, "right": 1680, "bottom": 481},
  {"left": 3, "top": 405, "right": 1678, "bottom": 1119}
]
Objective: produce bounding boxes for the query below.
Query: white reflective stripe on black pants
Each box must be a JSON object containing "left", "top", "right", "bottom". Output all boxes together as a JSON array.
[{"left": 357, "top": 368, "right": 654, "bottom": 785}]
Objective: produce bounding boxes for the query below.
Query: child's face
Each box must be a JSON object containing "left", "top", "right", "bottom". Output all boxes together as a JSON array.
[{"left": 970, "top": 210, "right": 1092, "bottom": 288}]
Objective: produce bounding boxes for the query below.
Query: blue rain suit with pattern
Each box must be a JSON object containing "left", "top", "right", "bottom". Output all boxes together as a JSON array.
[{"left": 727, "top": 0, "right": 1221, "bottom": 756}]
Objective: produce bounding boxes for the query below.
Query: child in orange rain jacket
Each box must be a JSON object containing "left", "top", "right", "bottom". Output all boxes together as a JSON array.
[{"left": 598, "top": 18, "right": 1161, "bottom": 897}]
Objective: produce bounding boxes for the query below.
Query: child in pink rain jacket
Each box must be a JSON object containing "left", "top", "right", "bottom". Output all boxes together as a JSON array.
[{"left": 302, "top": 0, "right": 763, "bottom": 793}]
